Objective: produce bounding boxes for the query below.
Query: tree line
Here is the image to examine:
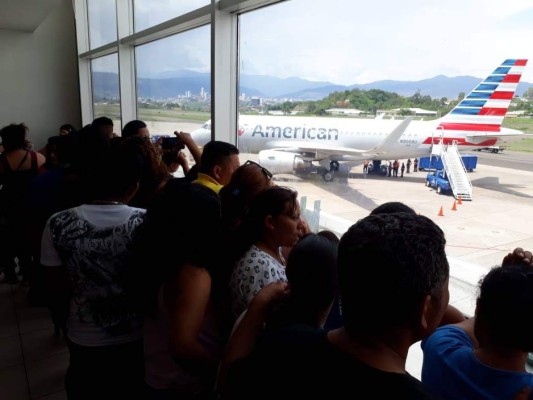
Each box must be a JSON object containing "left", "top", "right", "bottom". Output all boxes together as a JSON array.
[{"left": 266, "top": 88, "right": 533, "bottom": 117}]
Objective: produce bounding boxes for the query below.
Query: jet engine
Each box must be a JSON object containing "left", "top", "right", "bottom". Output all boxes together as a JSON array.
[{"left": 258, "top": 150, "right": 310, "bottom": 175}]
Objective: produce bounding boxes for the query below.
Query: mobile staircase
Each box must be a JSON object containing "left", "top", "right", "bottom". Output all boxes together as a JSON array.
[{"left": 431, "top": 139, "right": 473, "bottom": 201}]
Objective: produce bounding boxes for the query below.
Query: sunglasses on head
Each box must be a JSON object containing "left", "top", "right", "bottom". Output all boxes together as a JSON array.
[{"left": 243, "top": 160, "right": 273, "bottom": 181}]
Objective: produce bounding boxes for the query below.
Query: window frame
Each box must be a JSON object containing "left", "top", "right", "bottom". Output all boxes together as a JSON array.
[{"left": 74, "top": 0, "right": 287, "bottom": 140}]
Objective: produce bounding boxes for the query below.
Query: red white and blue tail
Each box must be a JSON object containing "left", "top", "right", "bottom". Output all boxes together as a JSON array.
[{"left": 439, "top": 59, "right": 528, "bottom": 133}]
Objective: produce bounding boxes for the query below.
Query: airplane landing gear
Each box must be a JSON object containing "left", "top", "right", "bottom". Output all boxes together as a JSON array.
[
  {"left": 320, "top": 160, "right": 339, "bottom": 182},
  {"left": 322, "top": 170, "right": 335, "bottom": 182},
  {"left": 368, "top": 160, "right": 388, "bottom": 176}
]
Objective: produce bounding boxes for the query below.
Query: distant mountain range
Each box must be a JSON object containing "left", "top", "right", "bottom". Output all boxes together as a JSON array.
[{"left": 92, "top": 70, "right": 533, "bottom": 101}]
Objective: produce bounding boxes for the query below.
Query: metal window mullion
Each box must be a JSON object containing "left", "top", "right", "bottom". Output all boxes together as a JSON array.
[
  {"left": 120, "top": 5, "right": 211, "bottom": 47},
  {"left": 79, "top": 42, "right": 119, "bottom": 59},
  {"left": 219, "top": 0, "right": 288, "bottom": 14},
  {"left": 116, "top": 0, "right": 136, "bottom": 129},
  {"left": 74, "top": 0, "right": 93, "bottom": 126},
  {"left": 211, "top": 1, "right": 238, "bottom": 144}
]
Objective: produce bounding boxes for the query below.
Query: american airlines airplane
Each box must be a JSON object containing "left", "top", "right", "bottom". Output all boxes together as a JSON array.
[{"left": 191, "top": 59, "right": 528, "bottom": 181}]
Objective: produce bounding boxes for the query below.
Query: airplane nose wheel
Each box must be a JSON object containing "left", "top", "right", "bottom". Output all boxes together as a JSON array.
[
  {"left": 322, "top": 161, "right": 339, "bottom": 182},
  {"left": 322, "top": 170, "right": 335, "bottom": 182}
]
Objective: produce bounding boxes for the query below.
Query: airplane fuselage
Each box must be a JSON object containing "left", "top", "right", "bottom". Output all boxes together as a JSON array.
[{"left": 236, "top": 115, "right": 499, "bottom": 161}]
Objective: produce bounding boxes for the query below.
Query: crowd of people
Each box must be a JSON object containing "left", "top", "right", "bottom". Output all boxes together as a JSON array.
[
  {"left": 1, "top": 118, "right": 533, "bottom": 400},
  {"left": 385, "top": 158, "right": 418, "bottom": 177},
  {"left": 363, "top": 158, "right": 419, "bottom": 176}
]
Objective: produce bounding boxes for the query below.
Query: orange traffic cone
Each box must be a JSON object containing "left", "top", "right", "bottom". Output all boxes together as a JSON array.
[
  {"left": 451, "top": 201, "right": 457, "bottom": 211},
  {"left": 438, "top": 206, "right": 444, "bottom": 216},
  {"left": 457, "top": 196, "right": 463, "bottom": 205}
]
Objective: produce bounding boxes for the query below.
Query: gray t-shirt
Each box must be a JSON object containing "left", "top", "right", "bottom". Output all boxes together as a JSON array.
[{"left": 41, "top": 204, "right": 146, "bottom": 346}]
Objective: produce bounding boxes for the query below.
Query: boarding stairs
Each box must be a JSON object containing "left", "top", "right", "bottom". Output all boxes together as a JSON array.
[{"left": 431, "top": 140, "right": 473, "bottom": 201}]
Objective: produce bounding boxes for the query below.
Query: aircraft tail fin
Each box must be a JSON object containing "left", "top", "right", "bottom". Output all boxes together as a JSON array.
[{"left": 439, "top": 59, "right": 527, "bottom": 133}]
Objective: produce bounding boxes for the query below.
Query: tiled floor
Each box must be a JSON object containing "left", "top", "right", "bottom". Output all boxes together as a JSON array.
[{"left": 0, "top": 279, "right": 68, "bottom": 400}]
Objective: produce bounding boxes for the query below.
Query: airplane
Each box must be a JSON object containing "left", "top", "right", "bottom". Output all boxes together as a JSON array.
[{"left": 191, "top": 59, "right": 528, "bottom": 181}]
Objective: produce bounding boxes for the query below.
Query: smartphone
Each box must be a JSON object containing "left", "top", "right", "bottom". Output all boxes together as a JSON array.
[{"left": 161, "top": 136, "right": 184, "bottom": 150}]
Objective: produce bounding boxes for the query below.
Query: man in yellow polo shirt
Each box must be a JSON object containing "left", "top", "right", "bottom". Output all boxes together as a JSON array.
[{"left": 193, "top": 140, "right": 240, "bottom": 194}]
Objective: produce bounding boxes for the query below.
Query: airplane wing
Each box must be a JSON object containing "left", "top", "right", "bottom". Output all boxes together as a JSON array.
[
  {"left": 365, "top": 116, "right": 413, "bottom": 155},
  {"left": 263, "top": 117, "right": 413, "bottom": 160}
]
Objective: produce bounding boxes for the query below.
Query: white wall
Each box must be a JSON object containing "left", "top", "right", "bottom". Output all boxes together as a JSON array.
[{"left": 0, "top": 0, "right": 80, "bottom": 150}]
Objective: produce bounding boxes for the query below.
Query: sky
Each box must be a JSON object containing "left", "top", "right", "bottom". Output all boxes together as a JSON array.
[{"left": 90, "top": 0, "right": 533, "bottom": 85}]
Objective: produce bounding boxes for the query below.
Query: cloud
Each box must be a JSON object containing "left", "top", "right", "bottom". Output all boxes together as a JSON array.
[
  {"left": 239, "top": 0, "right": 533, "bottom": 84},
  {"left": 135, "top": 26, "right": 210, "bottom": 77},
  {"left": 133, "top": 0, "right": 208, "bottom": 32},
  {"left": 91, "top": 0, "right": 533, "bottom": 85}
]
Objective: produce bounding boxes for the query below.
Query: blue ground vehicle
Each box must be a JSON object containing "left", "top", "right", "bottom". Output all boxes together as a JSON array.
[
  {"left": 418, "top": 154, "right": 478, "bottom": 172},
  {"left": 426, "top": 170, "right": 451, "bottom": 195}
]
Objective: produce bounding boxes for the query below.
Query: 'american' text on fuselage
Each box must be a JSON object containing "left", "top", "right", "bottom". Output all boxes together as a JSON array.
[{"left": 251, "top": 124, "right": 339, "bottom": 141}]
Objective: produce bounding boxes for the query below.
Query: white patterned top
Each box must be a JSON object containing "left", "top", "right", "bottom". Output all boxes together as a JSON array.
[{"left": 229, "top": 245, "right": 287, "bottom": 321}]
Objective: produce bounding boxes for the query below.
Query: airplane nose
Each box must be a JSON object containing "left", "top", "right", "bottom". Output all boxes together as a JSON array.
[{"left": 190, "top": 128, "right": 211, "bottom": 146}]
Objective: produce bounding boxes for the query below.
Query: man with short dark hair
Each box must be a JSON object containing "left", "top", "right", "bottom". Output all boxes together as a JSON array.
[
  {"left": 91, "top": 116, "right": 115, "bottom": 139},
  {"left": 41, "top": 148, "right": 147, "bottom": 399},
  {"left": 193, "top": 140, "right": 240, "bottom": 194}
]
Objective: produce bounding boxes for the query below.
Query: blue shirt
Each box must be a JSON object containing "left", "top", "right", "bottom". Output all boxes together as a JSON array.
[{"left": 421, "top": 325, "right": 533, "bottom": 400}]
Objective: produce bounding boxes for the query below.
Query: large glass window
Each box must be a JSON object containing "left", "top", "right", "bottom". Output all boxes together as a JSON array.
[
  {"left": 133, "top": 0, "right": 209, "bottom": 32},
  {"left": 134, "top": 25, "right": 210, "bottom": 139},
  {"left": 91, "top": 54, "right": 121, "bottom": 130},
  {"left": 236, "top": 1, "right": 533, "bottom": 368},
  {"left": 87, "top": 0, "right": 117, "bottom": 49},
  {"left": 239, "top": 0, "right": 376, "bottom": 238}
]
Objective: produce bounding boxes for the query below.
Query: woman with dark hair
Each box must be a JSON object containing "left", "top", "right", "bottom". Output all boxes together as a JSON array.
[
  {"left": 219, "top": 160, "right": 274, "bottom": 234},
  {"left": 118, "top": 135, "right": 169, "bottom": 209},
  {"left": 217, "top": 231, "right": 339, "bottom": 397},
  {"left": 122, "top": 119, "right": 149, "bottom": 139},
  {"left": 0, "top": 123, "right": 46, "bottom": 283},
  {"left": 228, "top": 186, "right": 305, "bottom": 321},
  {"left": 134, "top": 182, "right": 228, "bottom": 399}
]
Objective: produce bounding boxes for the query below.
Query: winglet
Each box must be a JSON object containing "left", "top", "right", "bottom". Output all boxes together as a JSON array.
[{"left": 365, "top": 116, "right": 413, "bottom": 156}]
